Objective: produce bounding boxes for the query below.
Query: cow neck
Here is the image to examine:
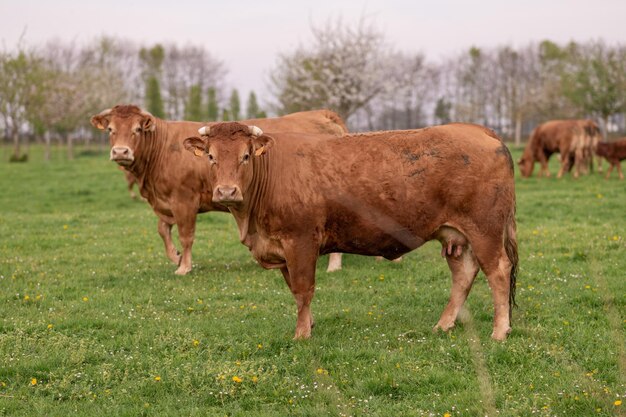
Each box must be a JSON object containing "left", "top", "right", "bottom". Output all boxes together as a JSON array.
[
  {"left": 230, "top": 148, "right": 275, "bottom": 244},
  {"left": 129, "top": 119, "right": 169, "bottom": 184}
]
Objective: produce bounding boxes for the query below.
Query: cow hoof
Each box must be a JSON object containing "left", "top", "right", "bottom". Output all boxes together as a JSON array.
[
  {"left": 490, "top": 327, "right": 511, "bottom": 341},
  {"left": 175, "top": 266, "right": 191, "bottom": 275},
  {"left": 293, "top": 329, "right": 312, "bottom": 340},
  {"left": 433, "top": 321, "right": 455, "bottom": 333},
  {"left": 391, "top": 256, "right": 403, "bottom": 263},
  {"left": 326, "top": 265, "right": 341, "bottom": 273}
]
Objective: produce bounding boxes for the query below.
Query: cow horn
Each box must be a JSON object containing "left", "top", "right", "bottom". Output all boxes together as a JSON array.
[
  {"left": 198, "top": 126, "right": 210, "bottom": 136},
  {"left": 248, "top": 126, "right": 263, "bottom": 137}
]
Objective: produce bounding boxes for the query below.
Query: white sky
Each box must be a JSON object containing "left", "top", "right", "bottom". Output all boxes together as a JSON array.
[{"left": 1, "top": 0, "right": 625, "bottom": 108}]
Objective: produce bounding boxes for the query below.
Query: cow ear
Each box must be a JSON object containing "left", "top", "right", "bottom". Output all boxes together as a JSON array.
[
  {"left": 183, "top": 137, "right": 208, "bottom": 156},
  {"left": 90, "top": 109, "right": 112, "bottom": 130},
  {"left": 252, "top": 134, "right": 275, "bottom": 157},
  {"left": 140, "top": 111, "right": 156, "bottom": 132}
]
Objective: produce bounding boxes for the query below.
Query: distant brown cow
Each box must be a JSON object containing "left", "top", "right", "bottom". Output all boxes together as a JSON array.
[
  {"left": 596, "top": 138, "right": 626, "bottom": 180},
  {"left": 90, "top": 105, "right": 348, "bottom": 274},
  {"left": 518, "top": 119, "right": 600, "bottom": 178},
  {"left": 183, "top": 122, "right": 518, "bottom": 341}
]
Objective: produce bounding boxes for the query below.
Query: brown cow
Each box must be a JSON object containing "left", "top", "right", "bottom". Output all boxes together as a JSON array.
[
  {"left": 518, "top": 119, "right": 600, "bottom": 178},
  {"left": 596, "top": 138, "right": 626, "bottom": 180},
  {"left": 183, "top": 122, "right": 518, "bottom": 341},
  {"left": 90, "top": 105, "right": 348, "bottom": 274}
]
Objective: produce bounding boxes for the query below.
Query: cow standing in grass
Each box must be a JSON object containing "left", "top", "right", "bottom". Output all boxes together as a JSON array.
[
  {"left": 184, "top": 122, "right": 518, "bottom": 340},
  {"left": 90, "top": 105, "right": 348, "bottom": 274},
  {"left": 596, "top": 138, "right": 626, "bottom": 180},
  {"left": 518, "top": 119, "right": 601, "bottom": 178}
]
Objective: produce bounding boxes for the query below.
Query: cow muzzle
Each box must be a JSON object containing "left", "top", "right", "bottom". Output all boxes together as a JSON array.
[
  {"left": 213, "top": 185, "right": 243, "bottom": 205},
  {"left": 110, "top": 146, "right": 134, "bottom": 166}
]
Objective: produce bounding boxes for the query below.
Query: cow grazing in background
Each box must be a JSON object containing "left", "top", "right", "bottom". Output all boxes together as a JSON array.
[
  {"left": 518, "top": 119, "right": 600, "bottom": 178},
  {"left": 183, "top": 122, "right": 518, "bottom": 341},
  {"left": 596, "top": 138, "right": 626, "bottom": 180},
  {"left": 90, "top": 105, "right": 348, "bottom": 274}
]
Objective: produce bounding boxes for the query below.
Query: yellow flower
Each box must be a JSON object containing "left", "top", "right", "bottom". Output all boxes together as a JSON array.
[
  {"left": 47, "top": 324, "right": 53, "bottom": 330},
  {"left": 444, "top": 413, "right": 451, "bottom": 417},
  {"left": 154, "top": 376, "right": 161, "bottom": 381},
  {"left": 251, "top": 376, "right": 258, "bottom": 383},
  {"left": 82, "top": 296, "right": 89, "bottom": 302},
  {"left": 232, "top": 376, "right": 242, "bottom": 383},
  {"left": 31, "top": 378, "right": 37, "bottom": 386},
  {"left": 193, "top": 339, "right": 200, "bottom": 347},
  {"left": 585, "top": 285, "right": 591, "bottom": 289},
  {"left": 257, "top": 344, "right": 263, "bottom": 349},
  {"left": 24, "top": 295, "right": 30, "bottom": 301},
  {"left": 615, "top": 400, "right": 622, "bottom": 406},
  {"left": 612, "top": 235, "right": 619, "bottom": 241},
  {"left": 35, "top": 294, "right": 42, "bottom": 300},
  {"left": 63, "top": 224, "right": 69, "bottom": 230}
]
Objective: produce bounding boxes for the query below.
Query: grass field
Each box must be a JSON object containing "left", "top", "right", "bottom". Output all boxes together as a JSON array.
[{"left": 0, "top": 144, "right": 624, "bottom": 416}]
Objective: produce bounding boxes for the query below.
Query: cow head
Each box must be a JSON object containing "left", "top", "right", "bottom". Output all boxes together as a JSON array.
[
  {"left": 90, "top": 105, "right": 156, "bottom": 166},
  {"left": 183, "top": 122, "right": 274, "bottom": 206},
  {"left": 517, "top": 156, "right": 534, "bottom": 178}
]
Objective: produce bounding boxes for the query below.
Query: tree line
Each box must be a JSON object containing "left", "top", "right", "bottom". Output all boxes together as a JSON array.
[
  {"left": 270, "top": 18, "right": 626, "bottom": 145},
  {"left": 1, "top": 18, "right": 625, "bottom": 161}
]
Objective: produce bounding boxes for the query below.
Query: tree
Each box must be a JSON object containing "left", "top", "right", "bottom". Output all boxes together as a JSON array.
[
  {"left": 246, "top": 91, "right": 261, "bottom": 118},
  {"left": 140, "top": 45, "right": 165, "bottom": 118},
  {"left": 269, "top": 17, "right": 390, "bottom": 122},
  {"left": 562, "top": 41, "right": 626, "bottom": 137},
  {"left": 434, "top": 97, "right": 452, "bottom": 125},
  {"left": 229, "top": 89, "right": 240, "bottom": 120},
  {"left": 221, "top": 109, "right": 230, "bottom": 121},
  {"left": 185, "top": 84, "right": 203, "bottom": 121},
  {"left": 207, "top": 87, "right": 219, "bottom": 121},
  {"left": 0, "top": 48, "right": 47, "bottom": 161},
  {"left": 145, "top": 76, "right": 165, "bottom": 118}
]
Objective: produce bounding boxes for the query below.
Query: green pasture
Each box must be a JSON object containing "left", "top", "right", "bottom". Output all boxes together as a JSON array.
[{"left": 0, "top": 144, "right": 624, "bottom": 416}]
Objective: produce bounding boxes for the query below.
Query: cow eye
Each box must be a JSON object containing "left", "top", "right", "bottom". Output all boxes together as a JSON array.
[
  {"left": 207, "top": 154, "right": 215, "bottom": 162},
  {"left": 242, "top": 153, "right": 250, "bottom": 162},
  {"left": 135, "top": 127, "right": 142, "bottom": 133},
  {"left": 107, "top": 127, "right": 113, "bottom": 133}
]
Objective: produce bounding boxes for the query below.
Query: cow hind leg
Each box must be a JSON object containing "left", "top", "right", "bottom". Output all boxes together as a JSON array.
[
  {"left": 433, "top": 227, "right": 479, "bottom": 333},
  {"left": 157, "top": 218, "right": 181, "bottom": 265},
  {"left": 434, "top": 245, "right": 480, "bottom": 333},
  {"left": 326, "top": 253, "right": 342, "bottom": 272},
  {"left": 471, "top": 240, "right": 514, "bottom": 341},
  {"left": 174, "top": 213, "right": 197, "bottom": 275}
]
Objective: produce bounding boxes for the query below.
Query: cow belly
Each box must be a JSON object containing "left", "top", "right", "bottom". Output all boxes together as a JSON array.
[{"left": 324, "top": 227, "right": 426, "bottom": 259}]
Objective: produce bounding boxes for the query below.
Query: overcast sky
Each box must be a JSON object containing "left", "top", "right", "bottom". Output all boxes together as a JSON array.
[{"left": 1, "top": 0, "right": 625, "bottom": 107}]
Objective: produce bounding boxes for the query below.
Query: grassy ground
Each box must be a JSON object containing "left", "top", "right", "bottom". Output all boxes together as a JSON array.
[{"left": 0, "top": 144, "right": 624, "bottom": 416}]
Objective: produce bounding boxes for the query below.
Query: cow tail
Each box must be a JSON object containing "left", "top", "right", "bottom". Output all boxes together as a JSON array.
[{"left": 504, "top": 208, "right": 519, "bottom": 320}]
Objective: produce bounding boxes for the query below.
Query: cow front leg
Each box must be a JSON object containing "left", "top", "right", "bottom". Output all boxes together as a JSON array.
[
  {"left": 605, "top": 163, "right": 614, "bottom": 179},
  {"left": 283, "top": 243, "right": 318, "bottom": 339},
  {"left": 157, "top": 217, "right": 181, "bottom": 265},
  {"left": 434, "top": 245, "right": 479, "bottom": 333}
]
